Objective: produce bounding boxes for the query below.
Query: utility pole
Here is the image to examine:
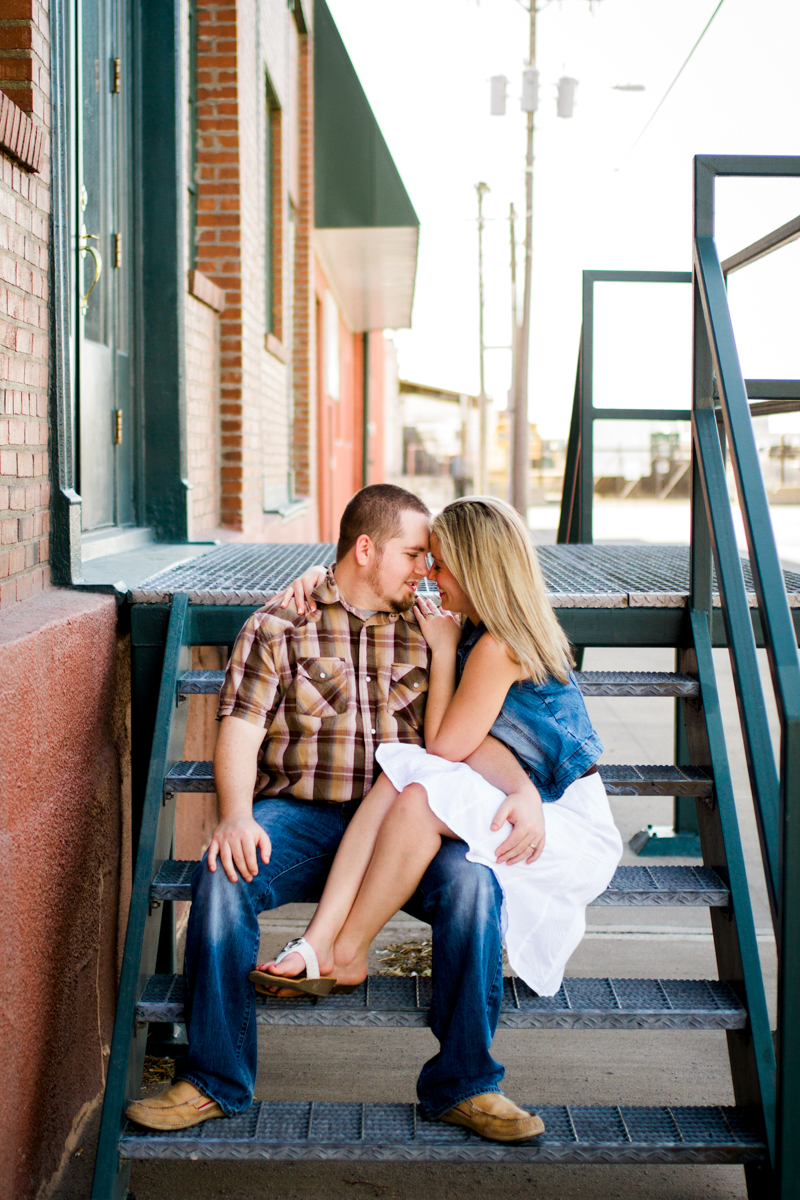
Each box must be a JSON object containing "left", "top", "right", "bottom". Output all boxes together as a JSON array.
[
  {"left": 509, "top": 201, "right": 518, "bottom": 468},
  {"left": 510, "top": 1, "right": 535, "bottom": 517},
  {"left": 476, "top": 180, "right": 490, "bottom": 494}
]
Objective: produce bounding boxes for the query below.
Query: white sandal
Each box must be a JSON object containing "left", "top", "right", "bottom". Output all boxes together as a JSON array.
[{"left": 248, "top": 937, "right": 337, "bottom": 997}]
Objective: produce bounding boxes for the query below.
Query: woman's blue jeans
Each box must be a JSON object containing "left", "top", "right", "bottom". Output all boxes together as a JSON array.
[{"left": 182, "top": 794, "right": 505, "bottom": 1119}]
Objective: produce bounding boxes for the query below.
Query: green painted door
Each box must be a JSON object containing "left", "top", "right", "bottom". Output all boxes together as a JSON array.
[{"left": 76, "top": 0, "right": 135, "bottom": 532}]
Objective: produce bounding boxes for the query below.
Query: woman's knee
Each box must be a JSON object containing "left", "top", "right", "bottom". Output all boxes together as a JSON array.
[{"left": 396, "top": 782, "right": 429, "bottom": 814}]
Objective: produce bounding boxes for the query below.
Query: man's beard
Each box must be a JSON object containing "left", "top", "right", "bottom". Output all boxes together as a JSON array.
[{"left": 366, "top": 555, "right": 417, "bottom": 614}]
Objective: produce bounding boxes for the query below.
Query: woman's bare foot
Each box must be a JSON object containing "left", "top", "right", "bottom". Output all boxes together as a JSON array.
[
  {"left": 253, "top": 937, "right": 335, "bottom": 998},
  {"left": 254, "top": 943, "right": 368, "bottom": 997}
]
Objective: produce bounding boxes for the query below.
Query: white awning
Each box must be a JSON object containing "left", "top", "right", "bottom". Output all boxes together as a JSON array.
[{"left": 314, "top": 226, "right": 418, "bottom": 333}]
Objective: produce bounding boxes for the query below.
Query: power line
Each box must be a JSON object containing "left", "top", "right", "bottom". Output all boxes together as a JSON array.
[{"left": 616, "top": 0, "right": 728, "bottom": 171}]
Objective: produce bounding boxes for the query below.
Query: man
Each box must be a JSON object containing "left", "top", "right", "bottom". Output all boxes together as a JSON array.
[{"left": 127, "top": 483, "right": 544, "bottom": 1143}]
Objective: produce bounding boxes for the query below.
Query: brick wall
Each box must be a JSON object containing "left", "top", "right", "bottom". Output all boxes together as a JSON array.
[
  {"left": 0, "top": 0, "right": 50, "bottom": 610},
  {"left": 0, "top": 0, "right": 49, "bottom": 120}
]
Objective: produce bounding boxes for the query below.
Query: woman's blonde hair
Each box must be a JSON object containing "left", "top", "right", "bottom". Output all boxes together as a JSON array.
[{"left": 432, "top": 496, "right": 573, "bottom": 684}]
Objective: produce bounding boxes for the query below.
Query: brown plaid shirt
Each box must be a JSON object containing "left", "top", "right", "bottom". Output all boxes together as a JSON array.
[{"left": 217, "top": 569, "right": 430, "bottom": 802}]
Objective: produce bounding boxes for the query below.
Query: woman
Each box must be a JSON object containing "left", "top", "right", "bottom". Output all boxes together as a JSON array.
[{"left": 251, "top": 496, "right": 622, "bottom": 999}]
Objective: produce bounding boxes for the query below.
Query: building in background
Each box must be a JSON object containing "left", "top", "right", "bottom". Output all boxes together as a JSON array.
[
  {"left": 385, "top": 380, "right": 479, "bottom": 512},
  {"left": 0, "top": 2, "right": 416, "bottom": 1196}
]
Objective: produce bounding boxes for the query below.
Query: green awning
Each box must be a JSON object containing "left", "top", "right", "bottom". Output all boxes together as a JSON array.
[{"left": 314, "top": 0, "right": 419, "bottom": 331}]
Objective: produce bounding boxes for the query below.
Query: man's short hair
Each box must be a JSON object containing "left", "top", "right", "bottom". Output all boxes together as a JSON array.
[{"left": 336, "top": 484, "right": 431, "bottom": 561}]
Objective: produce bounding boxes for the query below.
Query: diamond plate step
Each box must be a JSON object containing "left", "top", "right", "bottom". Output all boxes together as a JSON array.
[
  {"left": 151, "top": 861, "right": 729, "bottom": 907},
  {"left": 163, "top": 760, "right": 713, "bottom": 798},
  {"left": 176, "top": 669, "right": 701, "bottom": 699},
  {"left": 137, "top": 973, "right": 746, "bottom": 1030},
  {"left": 575, "top": 671, "right": 699, "bottom": 697},
  {"left": 119, "top": 1101, "right": 764, "bottom": 1164},
  {"left": 178, "top": 669, "right": 225, "bottom": 695},
  {"left": 597, "top": 764, "right": 712, "bottom": 797}
]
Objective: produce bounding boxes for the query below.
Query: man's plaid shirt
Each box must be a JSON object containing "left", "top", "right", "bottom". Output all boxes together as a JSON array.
[{"left": 217, "top": 569, "right": 430, "bottom": 802}]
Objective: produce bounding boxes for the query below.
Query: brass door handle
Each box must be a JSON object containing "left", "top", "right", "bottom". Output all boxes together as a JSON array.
[{"left": 79, "top": 231, "right": 103, "bottom": 313}]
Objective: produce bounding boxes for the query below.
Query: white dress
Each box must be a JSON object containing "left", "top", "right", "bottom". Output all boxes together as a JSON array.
[{"left": 376, "top": 742, "right": 623, "bottom": 997}]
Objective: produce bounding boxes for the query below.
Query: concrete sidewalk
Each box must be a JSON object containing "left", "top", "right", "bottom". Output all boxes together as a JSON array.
[{"left": 55, "top": 646, "right": 777, "bottom": 1200}]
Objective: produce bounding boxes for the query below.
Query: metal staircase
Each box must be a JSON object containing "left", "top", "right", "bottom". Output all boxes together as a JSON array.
[{"left": 91, "top": 155, "right": 800, "bottom": 1197}]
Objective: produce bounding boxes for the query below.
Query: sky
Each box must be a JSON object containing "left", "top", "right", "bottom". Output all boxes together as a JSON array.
[{"left": 326, "top": 0, "right": 800, "bottom": 440}]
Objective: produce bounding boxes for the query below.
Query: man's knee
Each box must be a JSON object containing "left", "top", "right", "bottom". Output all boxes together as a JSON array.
[
  {"left": 428, "top": 845, "right": 502, "bottom": 923},
  {"left": 191, "top": 859, "right": 262, "bottom": 940}
]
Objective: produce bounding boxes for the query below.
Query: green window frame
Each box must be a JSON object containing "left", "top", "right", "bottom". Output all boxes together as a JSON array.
[{"left": 265, "top": 76, "right": 280, "bottom": 335}]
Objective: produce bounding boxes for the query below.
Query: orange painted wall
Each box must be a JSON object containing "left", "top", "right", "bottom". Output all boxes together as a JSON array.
[{"left": 314, "top": 261, "right": 386, "bottom": 543}]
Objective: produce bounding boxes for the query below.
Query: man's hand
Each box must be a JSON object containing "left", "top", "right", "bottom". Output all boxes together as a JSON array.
[
  {"left": 491, "top": 786, "right": 546, "bottom": 866},
  {"left": 208, "top": 814, "right": 272, "bottom": 883}
]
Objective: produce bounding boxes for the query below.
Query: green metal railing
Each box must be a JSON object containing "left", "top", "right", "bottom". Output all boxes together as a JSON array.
[
  {"left": 559, "top": 153, "right": 800, "bottom": 1193},
  {"left": 690, "top": 155, "right": 800, "bottom": 1196},
  {"left": 557, "top": 269, "right": 692, "bottom": 546},
  {"left": 91, "top": 595, "right": 192, "bottom": 1200}
]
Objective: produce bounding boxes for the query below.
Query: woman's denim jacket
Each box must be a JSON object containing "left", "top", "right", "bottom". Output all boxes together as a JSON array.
[{"left": 457, "top": 620, "right": 602, "bottom": 803}]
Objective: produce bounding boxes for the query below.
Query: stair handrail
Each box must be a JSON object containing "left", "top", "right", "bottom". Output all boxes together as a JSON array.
[
  {"left": 91, "top": 594, "right": 192, "bottom": 1200},
  {"left": 691, "top": 153, "right": 800, "bottom": 1194}
]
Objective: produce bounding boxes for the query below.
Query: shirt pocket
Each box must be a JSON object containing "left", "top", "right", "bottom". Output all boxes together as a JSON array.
[
  {"left": 387, "top": 662, "right": 428, "bottom": 717},
  {"left": 295, "top": 658, "right": 349, "bottom": 718}
]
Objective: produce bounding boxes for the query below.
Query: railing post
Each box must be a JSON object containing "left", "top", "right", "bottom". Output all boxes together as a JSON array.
[
  {"left": 557, "top": 342, "right": 582, "bottom": 544},
  {"left": 690, "top": 160, "right": 715, "bottom": 617},
  {"left": 779, "top": 718, "right": 800, "bottom": 1196},
  {"left": 579, "top": 273, "right": 594, "bottom": 544}
]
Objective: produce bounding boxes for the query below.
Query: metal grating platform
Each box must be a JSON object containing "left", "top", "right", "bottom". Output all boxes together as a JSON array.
[
  {"left": 131, "top": 541, "right": 800, "bottom": 608},
  {"left": 163, "top": 760, "right": 713, "bottom": 798},
  {"left": 119, "top": 1101, "right": 764, "bottom": 1164},
  {"left": 177, "top": 668, "right": 701, "bottom": 699},
  {"left": 151, "top": 861, "right": 729, "bottom": 907},
  {"left": 131, "top": 543, "right": 338, "bottom": 605},
  {"left": 137, "top": 973, "right": 746, "bottom": 1030}
]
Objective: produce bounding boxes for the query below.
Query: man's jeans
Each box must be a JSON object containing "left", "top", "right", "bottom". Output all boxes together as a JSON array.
[{"left": 182, "top": 794, "right": 505, "bottom": 1118}]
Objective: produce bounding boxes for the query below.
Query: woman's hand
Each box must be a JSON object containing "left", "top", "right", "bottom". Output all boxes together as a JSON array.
[
  {"left": 491, "top": 785, "right": 546, "bottom": 865},
  {"left": 413, "top": 595, "right": 462, "bottom": 655},
  {"left": 278, "top": 565, "right": 327, "bottom": 615}
]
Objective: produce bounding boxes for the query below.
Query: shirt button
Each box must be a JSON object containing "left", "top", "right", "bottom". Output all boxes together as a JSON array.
[
  {"left": 413, "top": 682, "right": 419, "bottom": 689},
  {"left": 365, "top": 675, "right": 371, "bottom": 682},
  {"left": 319, "top": 672, "right": 326, "bottom": 679},
  {"left": 371, "top": 728, "right": 376, "bottom": 735}
]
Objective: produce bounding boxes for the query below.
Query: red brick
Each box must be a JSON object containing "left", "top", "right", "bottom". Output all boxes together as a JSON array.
[{"left": 0, "top": 576, "right": 16, "bottom": 607}]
